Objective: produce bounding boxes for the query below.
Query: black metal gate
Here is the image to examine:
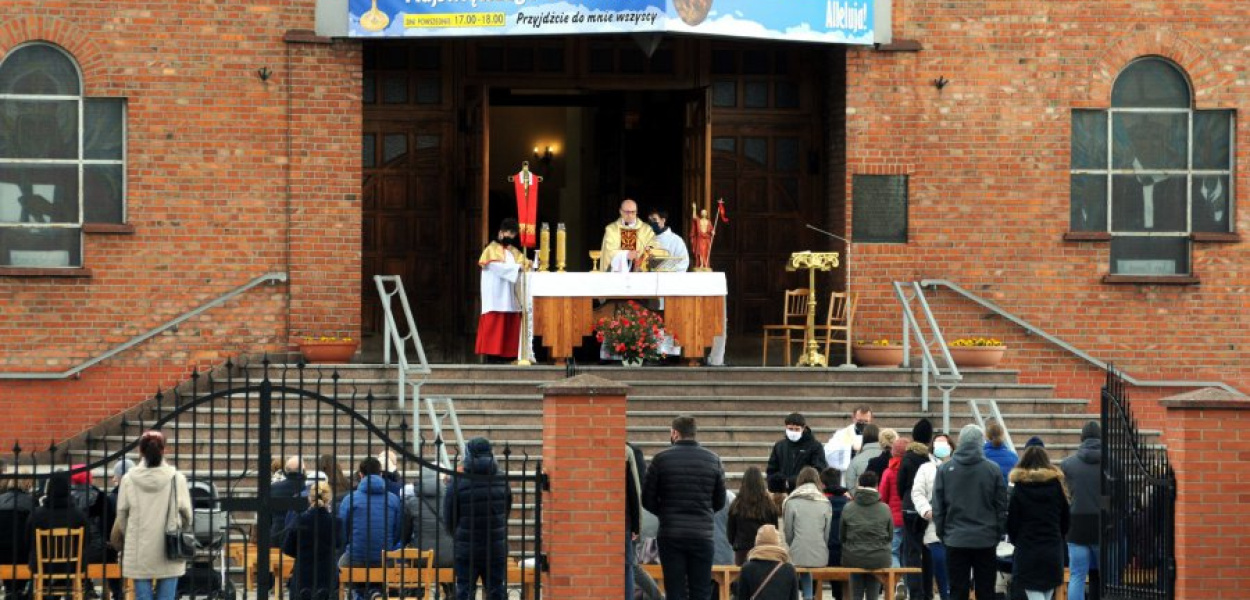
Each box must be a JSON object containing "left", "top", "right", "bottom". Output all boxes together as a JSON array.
[
  {"left": 1, "top": 359, "right": 544, "bottom": 600},
  {"left": 1101, "top": 368, "right": 1175, "bottom": 600}
]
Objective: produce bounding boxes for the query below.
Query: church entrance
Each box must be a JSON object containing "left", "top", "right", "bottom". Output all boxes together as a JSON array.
[{"left": 362, "top": 38, "right": 842, "bottom": 363}]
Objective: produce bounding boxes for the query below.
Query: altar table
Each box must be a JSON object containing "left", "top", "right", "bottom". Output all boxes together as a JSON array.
[{"left": 526, "top": 272, "right": 726, "bottom": 362}]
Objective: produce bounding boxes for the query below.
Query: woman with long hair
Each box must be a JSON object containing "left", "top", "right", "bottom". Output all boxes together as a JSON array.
[
  {"left": 783, "top": 467, "right": 832, "bottom": 600},
  {"left": 1007, "top": 445, "right": 1070, "bottom": 600},
  {"left": 283, "top": 482, "right": 339, "bottom": 600},
  {"left": 110, "top": 431, "right": 192, "bottom": 600},
  {"left": 316, "top": 454, "right": 352, "bottom": 501},
  {"left": 727, "top": 466, "right": 780, "bottom": 565}
]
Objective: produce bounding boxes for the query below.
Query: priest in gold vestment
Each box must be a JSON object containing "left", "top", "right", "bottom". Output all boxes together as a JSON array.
[{"left": 599, "top": 198, "right": 656, "bottom": 272}]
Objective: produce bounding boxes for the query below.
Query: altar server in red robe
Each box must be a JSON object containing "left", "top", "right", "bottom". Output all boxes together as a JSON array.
[{"left": 475, "top": 218, "right": 526, "bottom": 361}]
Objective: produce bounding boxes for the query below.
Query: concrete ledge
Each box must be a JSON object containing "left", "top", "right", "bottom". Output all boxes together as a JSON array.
[
  {"left": 1162, "top": 386, "right": 1250, "bottom": 409},
  {"left": 539, "top": 373, "right": 629, "bottom": 396}
]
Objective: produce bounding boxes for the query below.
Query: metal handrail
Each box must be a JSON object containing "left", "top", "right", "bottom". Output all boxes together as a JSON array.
[
  {"left": 0, "top": 272, "right": 288, "bottom": 380},
  {"left": 373, "top": 275, "right": 434, "bottom": 454},
  {"left": 919, "top": 278, "right": 1244, "bottom": 396},
  {"left": 893, "top": 281, "right": 963, "bottom": 435}
]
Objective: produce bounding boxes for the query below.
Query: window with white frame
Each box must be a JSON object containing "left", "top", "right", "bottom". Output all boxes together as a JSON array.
[
  {"left": 0, "top": 42, "right": 126, "bottom": 268},
  {"left": 1070, "top": 56, "right": 1235, "bottom": 277}
]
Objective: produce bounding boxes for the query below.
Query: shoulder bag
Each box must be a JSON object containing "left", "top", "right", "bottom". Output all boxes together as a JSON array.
[
  {"left": 164, "top": 473, "right": 197, "bottom": 560},
  {"left": 749, "top": 561, "right": 786, "bottom": 600}
]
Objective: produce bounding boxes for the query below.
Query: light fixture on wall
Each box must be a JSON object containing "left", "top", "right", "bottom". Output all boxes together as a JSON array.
[{"left": 533, "top": 145, "right": 555, "bottom": 167}]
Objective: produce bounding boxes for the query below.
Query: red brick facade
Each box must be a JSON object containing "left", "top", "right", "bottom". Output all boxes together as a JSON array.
[
  {"left": 0, "top": 3, "right": 360, "bottom": 447},
  {"left": 845, "top": 1, "right": 1249, "bottom": 420}
]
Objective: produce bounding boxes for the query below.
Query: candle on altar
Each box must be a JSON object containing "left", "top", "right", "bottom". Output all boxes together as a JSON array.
[
  {"left": 556, "top": 223, "right": 566, "bottom": 272},
  {"left": 538, "top": 223, "right": 551, "bottom": 272}
]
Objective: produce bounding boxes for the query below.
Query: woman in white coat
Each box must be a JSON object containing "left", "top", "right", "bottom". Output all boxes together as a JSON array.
[
  {"left": 783, "top": 466, "right": 832, "bottom": 600},
  {"left": 910, "top": 433, "right": 952, "bottom": 600},
  {"left": 110, "top": 431, "right": 192, "bottom": 600}
]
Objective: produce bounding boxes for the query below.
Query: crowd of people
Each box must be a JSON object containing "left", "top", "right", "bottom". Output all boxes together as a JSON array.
[{"left": 634, "top": 408, "right": 1104, "bottom": 600}]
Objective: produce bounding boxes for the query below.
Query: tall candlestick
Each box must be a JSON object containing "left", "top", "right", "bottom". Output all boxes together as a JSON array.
[
  {"left": 538, "top": 223, "right": 551, "bottom": 272},
  {"left": 556, "top": 223, "right": 567, "bottom": 273}
]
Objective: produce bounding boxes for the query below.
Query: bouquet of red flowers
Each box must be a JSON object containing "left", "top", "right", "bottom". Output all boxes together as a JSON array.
[{"left": 593, "top": 301, "right": 665, "bottom": 363}]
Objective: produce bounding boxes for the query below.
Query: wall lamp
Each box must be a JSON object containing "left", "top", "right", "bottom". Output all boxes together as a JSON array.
[
  {"left": 933, "top": 75, "right": 949, "bottom": 90},
  {"left": 533, "top": 145, "right": 555, "bottom": 166}
]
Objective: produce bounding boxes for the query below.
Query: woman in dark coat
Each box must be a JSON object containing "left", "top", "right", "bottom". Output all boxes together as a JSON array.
[
  {"left": 282, "top": 482, "right": 339, "bottom": 600},
  {"left": 26, "top": 471, "right": 90, "bottom": 571},
  {"left": 735, "top": 524, "right": 800, "bottom": 600},
  {"left": 444, "top": 437, "right": 512, "bottom": 600},
  {"left": 727, "top": 466, "right": 780, "bottom": 565},
  {"left": 1006, "top": 446, "right": 1070, "bottom": 600}
]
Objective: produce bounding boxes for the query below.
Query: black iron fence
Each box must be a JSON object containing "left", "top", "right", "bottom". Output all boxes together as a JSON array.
[
  {"left": 1101, "top": 367, "right": 1176, "bottom": 600},
  {"left": 0, "top": 359, "right": 545, "bottom": 600}
]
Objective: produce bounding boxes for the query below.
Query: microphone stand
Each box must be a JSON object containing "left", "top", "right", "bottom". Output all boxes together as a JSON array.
[{"left": 805, "top": 224, "right": 856, "bottom": 368}]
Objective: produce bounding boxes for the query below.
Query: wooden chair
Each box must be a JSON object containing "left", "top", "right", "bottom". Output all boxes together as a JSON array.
[
  {"left": 762, "top": 288, "right": 812, "bottom": 366},
  {"left": 813, "top": 291, "right": 857, "bottom": 365},
  {"left": 382, "top": 548, "right": 436, "bottom": 600},
  {"left": 33, "top": 527, "right": 85, "bottom": 600}
]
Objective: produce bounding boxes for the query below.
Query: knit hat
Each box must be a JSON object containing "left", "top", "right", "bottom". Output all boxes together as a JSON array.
[
  {"left": 957, "top": 424, "right": 985, "bottom": 453},
  {"left": 113, "top": 458, "right": 135, "bottom": 479},
  {"left": 45, "top": 471, "right": 71, "bottom": 507},
  {"left": 1081, "top": 421, "right": 1102, "bottom": 441},
  {"left": 69, "top": 464, "right": 91, "bottom": 485},
  {"left": 911, "top": 419, "right": 934, "bottom": 446},
  {"left": 755, "top": 523, "right": 782, "bottom": 547},
  {"left": 467, "top": 437, "right": 493, "bottom": 457},
  {"left": 1025, "top": 436, "right": 1045, "bottom": 448}
]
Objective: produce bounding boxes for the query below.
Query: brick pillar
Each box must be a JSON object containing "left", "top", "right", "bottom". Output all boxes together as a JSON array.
[
  {"left": 541, "top": 374, "right": 630, "bottom": 599},
  {"left": 1163, "top": 388, "right": 1250, "bottom": 600}
]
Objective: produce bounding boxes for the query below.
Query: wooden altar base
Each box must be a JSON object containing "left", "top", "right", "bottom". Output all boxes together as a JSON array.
[{"left": 532, "top": 296, "right": 724, "bottom": 366}]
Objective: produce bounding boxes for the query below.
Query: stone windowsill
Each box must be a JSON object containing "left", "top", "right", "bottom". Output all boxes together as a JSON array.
[
  {"left": 1192, "top": 232, "right": 1241, "bottom": 243},
  {"left": 1101, "top": 274, "right": 1200, "bottom": 286},
  {"left": 1063, "top": 232, "right": 1112, "bottom": 242},
  {"left": 0, "top": 267, "right": 93, "bottom": 278},
  {"left": 83, "top": 223, "right": 135, "bottom": 234}
]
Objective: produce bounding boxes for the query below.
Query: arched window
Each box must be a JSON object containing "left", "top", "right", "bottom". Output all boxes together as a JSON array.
[
  {"left": 0, "top": 42, "right": 126, "bottom": 268},
  {"left": 1070, "top": 57, "right": 1234, "bottom": 278}
]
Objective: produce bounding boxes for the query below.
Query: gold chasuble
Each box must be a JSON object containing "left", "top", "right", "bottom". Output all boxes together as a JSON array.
[{"left": 599, "top": 220, "right": 656, "bottom": 272}]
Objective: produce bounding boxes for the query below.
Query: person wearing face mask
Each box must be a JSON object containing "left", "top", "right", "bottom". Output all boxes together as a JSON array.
[
  {"left": 911, "top": 433, "right": 953, "bottom": 600},
  {"left": 475, "top": 218, "right": 527, "bottom": 362},
  {"left": 644, "top": 208, "right": 690, "bottom": 272},
  {"left": 824, "top": 406, "right": 874, "bottom": 485},
  {"left": 600, "top": 198, "right": 656, "bottom": 272},
  {"left": 767, "top": 413, "right": 828, "bottom": 493}
]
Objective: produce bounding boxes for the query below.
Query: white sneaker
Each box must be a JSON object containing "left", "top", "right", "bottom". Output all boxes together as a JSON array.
[{"left": 894, "top": 581, "right": 909, "bottom": 600}]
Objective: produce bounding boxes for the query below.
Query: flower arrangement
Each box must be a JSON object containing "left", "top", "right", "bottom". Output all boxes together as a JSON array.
[
  {"left": 857, "top": 338, "right": 897, "bottom": 346},
  {"left": 301, "top": 336, "right": 354, "bottom": 343},
  {"left": 593, "top": 301, "right": 665, "bottom": 363},
  {"left": 948, "top": 337, "right": 1004, "bottom": 347}
]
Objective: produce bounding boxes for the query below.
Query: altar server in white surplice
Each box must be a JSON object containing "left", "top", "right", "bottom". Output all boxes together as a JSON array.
[
  {"left": 646, "top": 208, "right": 690, "bottom": 273},
  {"left": 475, "top": 218, "right": 525, "bottom": 361}
]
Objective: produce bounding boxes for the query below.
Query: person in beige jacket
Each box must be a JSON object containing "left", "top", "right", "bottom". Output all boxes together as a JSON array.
[{"left": 110, "top": 431, "right": 192, "bottom": 600}]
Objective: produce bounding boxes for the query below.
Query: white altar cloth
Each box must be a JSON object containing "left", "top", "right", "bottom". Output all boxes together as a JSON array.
[{"left": 527, "top": 271, "right": 727, "bottom": 297}]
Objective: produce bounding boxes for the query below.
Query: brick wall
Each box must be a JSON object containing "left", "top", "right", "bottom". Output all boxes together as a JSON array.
[
  {"left": 0, "top": 1, "right": 360, "bottom": 448},
  {"left": 845, "top": 1, "right": 1250, "bottom": 423},
  {"left": 541, "top": 375, "right": 630, "bottom": 599},
  {"left": 1164, "top": 392, "right": 1250, "bottom": 599}
]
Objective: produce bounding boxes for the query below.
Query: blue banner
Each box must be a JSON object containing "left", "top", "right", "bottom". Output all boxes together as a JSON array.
[{"left": 347, "top": 0, "right": 875, "bottom": 45}]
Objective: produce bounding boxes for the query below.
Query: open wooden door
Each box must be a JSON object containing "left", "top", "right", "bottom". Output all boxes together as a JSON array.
[
  {"left": 683, "top": 87, "right": 712, "bottom": 221},
  {"left": 458, "top": 84, "right": 490, "bottom": 362}
]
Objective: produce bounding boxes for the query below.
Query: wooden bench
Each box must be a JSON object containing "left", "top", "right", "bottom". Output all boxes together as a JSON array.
[
  {"left": 0, "top": 563, "right": 132, "bottom": 600},
  {"left": 339, "top": 563, "right": 539, "bottom": 600},
  {"left": 640, "top": 563, "right": 921, "bottom": 600}
]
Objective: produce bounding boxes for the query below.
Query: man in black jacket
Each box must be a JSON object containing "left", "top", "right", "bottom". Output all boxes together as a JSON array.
[
  {"left": 269, "top": 456, "right": 309, "bottom": 547},
  {"left": 1060, "top": 421, "right": 1102, "bottom": 600},
  {"left": 898, "top": 418, "right": 935, "bottom": 600},
  {"left": 642, "top": 415, "right": 727, "bottom": 600},
  {"left": 766, "top": 412, "right": 828, "bottom": 492}
]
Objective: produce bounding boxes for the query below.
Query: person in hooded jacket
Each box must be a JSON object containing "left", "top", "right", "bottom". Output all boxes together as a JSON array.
[
  {"left": 444, "top": 437, "right": 512, "bottom": 600},
  {"left": 877, "top": 436, "right": 907, "bottom": 567},
  {"left": 840, "top": 471, "right": 893, "bottom": 600},
  {"left": 26, "top": 471, "right": 91, "bottom": 575},
  {"left": 338, "top": 457, "right": 403, "bottom": 570},
  {"left": 1060, "top": 421, "right": 1102, "bottom": 600},
  {"left": 783, "top": 467, "right": 831, "bottom": 600},
  {"left": 767, "top": 413, "right": 828, "bottom": 493},
  {"left": 1007, "top": 446, "right": 1070, "bottom": 600},
  {"left": 932, "top": 424, "right": 1008, "bottom": 600},
  {"left": 110, "top": 431, "right": 193, "bottom": 600},
  {"left": 68, "top": 464, "right": 111, "bottom": 566},
  {"left": 735, "top": 524, "right": 800, "bottom": 600},
  {"left": 282, "top": 482, "right": 339, "bottom": 600},
  {"left": 399, "top": 469, "right": 455, "bottom": 568},
  {"left": 911, "top": 433, "right": 953, "bottom": 600},
  {"left": 898, "top": 419, "right": 936, "bottom": 600}
]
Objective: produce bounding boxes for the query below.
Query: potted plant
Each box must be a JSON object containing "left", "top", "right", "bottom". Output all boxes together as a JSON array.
[
  {"left": 946, "top": 337, "right": 1007, "bottom": 368},
  {"left": 297, "top": 336, "right": 359, "bottom": 364},
  {"left": 852, "top": 339, "right": 905, "bottom": 368},
  {"left": 592, "top": 301, "right": 665, "bottom": 366}
]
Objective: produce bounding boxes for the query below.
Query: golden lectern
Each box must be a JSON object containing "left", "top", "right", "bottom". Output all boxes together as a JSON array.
[{"left": 786, "top": 251, "right": 840, "bottom": 367}]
